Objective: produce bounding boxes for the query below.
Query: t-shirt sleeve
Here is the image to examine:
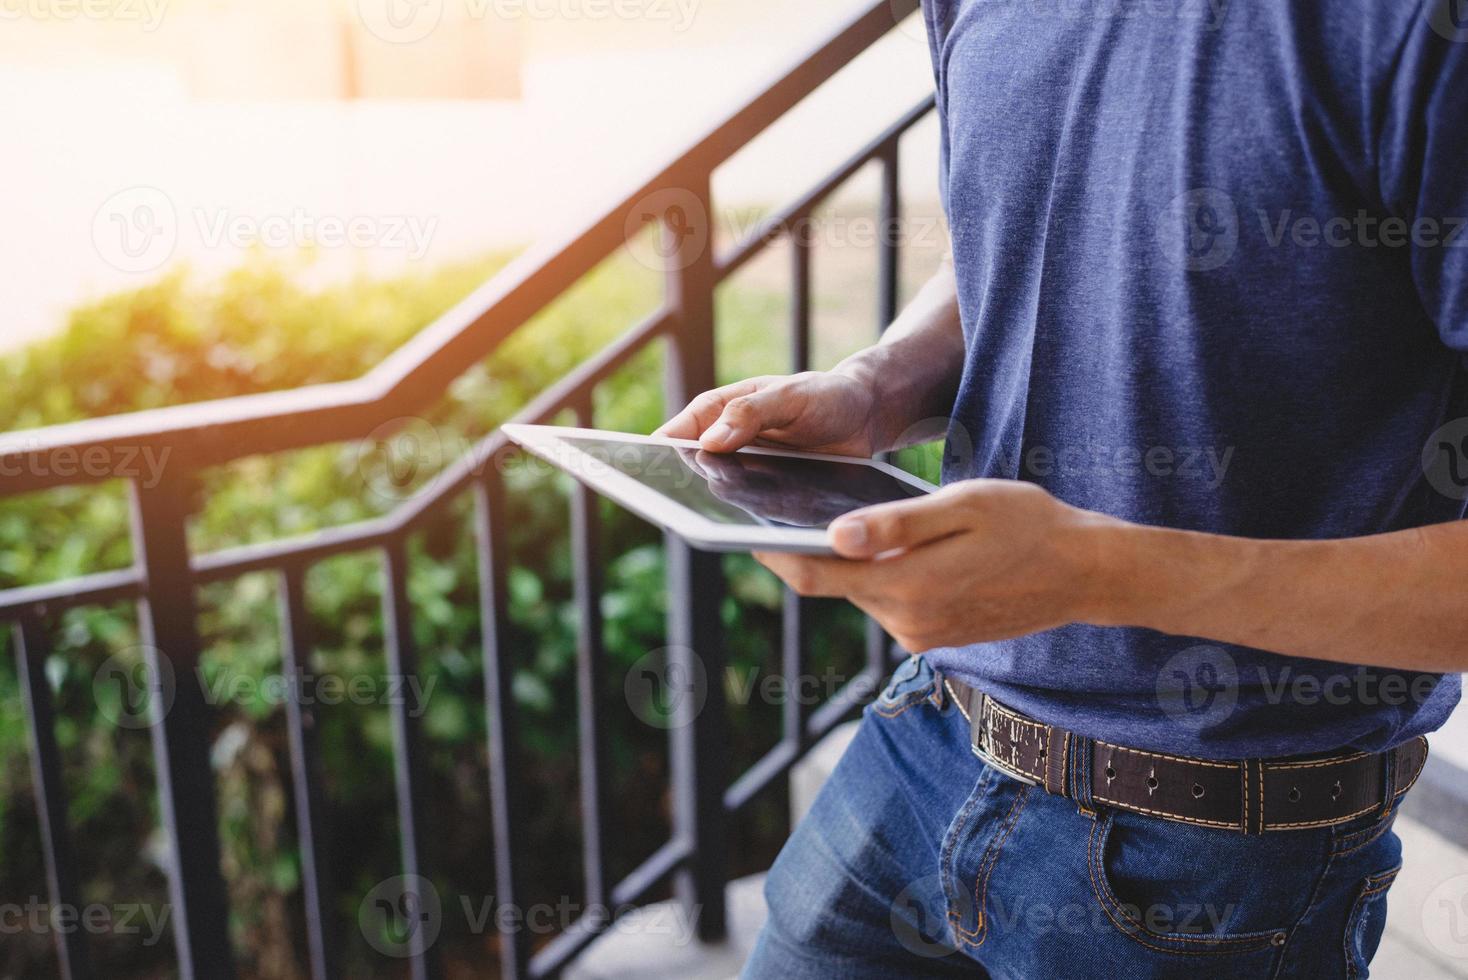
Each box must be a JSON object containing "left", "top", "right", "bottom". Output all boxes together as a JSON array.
[
  {"left": 920, "top": 0, "right": 953, "bottom": 217},
  {"left": 1378, "top": 2, "right": 1468, "bottom": 353}
]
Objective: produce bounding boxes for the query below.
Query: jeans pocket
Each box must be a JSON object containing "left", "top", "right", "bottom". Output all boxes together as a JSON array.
[
  {"left": 1343, "top": 865, "right": 1401, "bottom": 979},
  {"left": 871, "top": 656, "right": 937, "bottom": 717},
  {"left": 1086, "top": 809, "right": 1307, "bottom": 955}
]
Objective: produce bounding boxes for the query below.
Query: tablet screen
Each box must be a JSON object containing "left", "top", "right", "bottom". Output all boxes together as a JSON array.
[{"left": 561, "top": 437, "right": 927, "bottom": 528}]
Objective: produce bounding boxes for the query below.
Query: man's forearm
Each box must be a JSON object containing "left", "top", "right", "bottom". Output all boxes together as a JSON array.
[
  {"left": 1087, "top": 516, "right": 1468, "bottom": 673},
  {"left": 832, "top": 259, "right": 965, "bottom": 453}
]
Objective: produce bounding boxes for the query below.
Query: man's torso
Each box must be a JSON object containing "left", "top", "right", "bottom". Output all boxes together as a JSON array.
[{"left": 923, "top": 0, "right": 1468, "bottom": 757}]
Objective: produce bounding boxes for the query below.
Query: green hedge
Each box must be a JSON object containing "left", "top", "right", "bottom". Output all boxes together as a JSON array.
[{"left": 0, "top": 253, "right": 879, "bottom": 976}]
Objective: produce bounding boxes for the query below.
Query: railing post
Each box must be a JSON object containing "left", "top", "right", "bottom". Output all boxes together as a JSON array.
[
  {"left": 783, "top": 235, "right": 816, "bottom": 758},
  {"left": 276, "top": 566, "right": 338, "bottom": 980},
  {"left": 868, "top": 141, "right": 904, "bottom": 673},
  {"left": 473, "top": 467, "right": 530, "bottom": 979},
  {"left": 129, "top": 475, "right": 236, "bottom": 979},
  {"left": 663, "top": 171, "right": 730, "bottom": 943},
  {"left": 12, "top": 615, "right": 93, "bottom": 980},
  {"left": 380, "top": 540, "right": 442, "bottom": 980},
  {"left": 570, "top": 399, "right": 612, "bottom": 920},
  {"left": 877, "top": 141, "right": 901, "bottom": 330}
]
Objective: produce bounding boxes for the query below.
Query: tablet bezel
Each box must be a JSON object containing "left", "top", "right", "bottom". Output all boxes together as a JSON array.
[{"left": 501, "top": 424, "right": 938, "bottom": 554}]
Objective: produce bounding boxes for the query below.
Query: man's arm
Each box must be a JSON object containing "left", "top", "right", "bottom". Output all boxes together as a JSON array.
[
  {"left": 831, "top": 256, "right": 966, "bottom": 452},
  {"left": 1091, "top": 518, "right": 1468, "bottom": 673},
  {"left": 753, "top": 481, "right": 1468, "bottom": 674}
]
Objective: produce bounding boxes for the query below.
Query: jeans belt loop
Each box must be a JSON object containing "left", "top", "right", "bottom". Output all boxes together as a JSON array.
[
  {"left": 1243, "top": 759, "right": 1265, "bottom": 835},
  {"left": 1379, "top": 746, "right": 1399, "bottom": 818},
  {"left": 1069, "top": 735, "right": 1096, "bottom": 813}
]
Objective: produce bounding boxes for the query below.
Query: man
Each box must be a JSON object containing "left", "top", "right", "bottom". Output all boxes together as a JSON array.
[{"left": 658, "top": 0, "right": 1467, "bottom": 976}]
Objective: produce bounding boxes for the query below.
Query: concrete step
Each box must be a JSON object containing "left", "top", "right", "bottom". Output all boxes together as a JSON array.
[{"left": 563, "top": 874, "right": 766, "bottom": 980}]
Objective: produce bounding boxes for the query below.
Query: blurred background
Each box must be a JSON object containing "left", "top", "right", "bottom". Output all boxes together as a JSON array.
[
  {"left": 4, "top": 1, "right": 1466, "bottom": 977},
  {"left": 0, "top": 0, "right": 949, "bottom": 975},
  {"left": 1, "top": 0, "right": 941, "bottom": 353}
]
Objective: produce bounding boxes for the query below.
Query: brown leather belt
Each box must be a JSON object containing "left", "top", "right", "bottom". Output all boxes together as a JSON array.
[{"left": 942, "top": 677, "right": 1428, "bottom": 834}]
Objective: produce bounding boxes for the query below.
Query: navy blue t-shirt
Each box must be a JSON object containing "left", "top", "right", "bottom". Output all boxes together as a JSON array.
[{"left": 921, "top": 0, "right": 1468, "bottom": 758}]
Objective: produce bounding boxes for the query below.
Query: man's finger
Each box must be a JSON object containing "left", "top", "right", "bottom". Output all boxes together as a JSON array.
[
  {"left": 700, "top": 384, "right": 800, "bottom": 452},
  {"left": 754, "top": 550, "right": 886, "bottom": 598},
  {"left": 827, "top": 484, "right": 979, "bottom": 558},
  {"left": 654, "top": 379, "right": 760, "bottom": 440}
]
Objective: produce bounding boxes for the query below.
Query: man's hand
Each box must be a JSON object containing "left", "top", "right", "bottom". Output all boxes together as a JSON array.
[
  {"left": 750, "top": 475, "right": 1468, "bottom": 673},
  {"left": 755, "top": 480, "right": 1117, "bottom": 653},
  {"left": 655, "top": 255, "right": 966, "bottom": 457},
  {"left": 655, "top": 371, "right": 880, "bottom": 456}
]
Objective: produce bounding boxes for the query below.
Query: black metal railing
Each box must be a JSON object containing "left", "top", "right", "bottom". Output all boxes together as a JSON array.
[{"left": 0, "top": 2, "right": 933, "bottom": 977}]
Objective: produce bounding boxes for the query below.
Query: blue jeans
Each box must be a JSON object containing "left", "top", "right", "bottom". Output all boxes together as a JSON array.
[{"left": 743, "top": 656, "right": 1405, "bottom": 979}]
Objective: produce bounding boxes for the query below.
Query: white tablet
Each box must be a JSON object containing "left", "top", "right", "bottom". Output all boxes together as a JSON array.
[{"left": 502, "top": 425, "right": 937, "bottom": 554}]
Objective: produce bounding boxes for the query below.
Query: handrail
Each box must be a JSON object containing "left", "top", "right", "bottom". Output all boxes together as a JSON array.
[
  {"left": 0, "top": 89, "right": 932, "bottom": 617},
  {"left": 2, "top": 4, "right": 937, "bottom": 977},
  {"left": 0, "top": 0, "right": 921, "bottom": 497}
]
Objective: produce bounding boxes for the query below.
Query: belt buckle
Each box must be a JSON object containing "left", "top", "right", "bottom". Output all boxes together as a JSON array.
[{"left": 970, "top": 710, "right": 1040, "bottom": 787}]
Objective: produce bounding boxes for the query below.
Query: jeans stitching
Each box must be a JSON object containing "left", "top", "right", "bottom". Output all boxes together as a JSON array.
[
  {"left": 970, "top": 786, "right": 1033, "bottom": 949},
  {"left": 950, "top": 784, "right": 1032, "bottom": 946},
  {"left": 1331, "top": 816, "right": 1398, "bottom": 859},
  {"left": 1342, "top": 867, "right": 1401, "bottom": 980},
  {"left": 1267, "top": 825, "right": 1340, "bottom": 979},
  {"left": 1090, "top": 794, "right": 1241, "bottom": 830},
  {"left": 1267, "top": 802, "right": 1380, "bottom": 830},
  {"left": 1085, "top": 813, "right": 1286, "bottom": 955},
  {"left": 872, "top": 687, "right": 936, "bottom": 719},
  {"left": 938, "top": 766, "right": 996, "bottom": 947}
]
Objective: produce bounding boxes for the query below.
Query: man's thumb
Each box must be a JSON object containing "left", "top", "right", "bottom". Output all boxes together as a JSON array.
[{"left": 829, "top": 486, "right": 973, "bottom": 558}]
